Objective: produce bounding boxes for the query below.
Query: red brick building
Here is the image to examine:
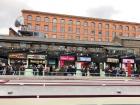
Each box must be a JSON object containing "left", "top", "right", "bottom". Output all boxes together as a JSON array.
[{"left": 22, "top": 9, "right": 140, "bottom": 42}]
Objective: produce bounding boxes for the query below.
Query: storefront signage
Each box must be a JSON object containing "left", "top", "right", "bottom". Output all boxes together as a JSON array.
[
  {"left": 60, "top": 56, "right": 75, "bottom": 61},
  {"left": 27, "top": 55, "right": 46, "bottom": 60},
  {"left": 107, "top": 58, "right": 119, "bottom": 63},
  {"left": 123, "top": 59, "right": 134, "bottom": 63},
  {"left": 9, "top": 53, "right": 26, "bottom": 59},
  {"left": 77, "top": 57, "right": 91, "bottom": 62}
]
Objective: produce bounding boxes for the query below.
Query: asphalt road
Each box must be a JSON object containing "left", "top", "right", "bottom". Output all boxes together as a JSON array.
[{"left": 0, "top": 79, "right": 140, "bottom": 96}]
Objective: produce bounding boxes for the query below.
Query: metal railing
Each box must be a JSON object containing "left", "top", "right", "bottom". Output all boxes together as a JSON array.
[{"left": 0, "top": 69, "right": 139, "bottom": 77}]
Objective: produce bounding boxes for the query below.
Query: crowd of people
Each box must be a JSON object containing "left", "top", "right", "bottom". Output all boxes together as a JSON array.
[{"left": 0, "top": 63, "right": 139, "bottom": 77}]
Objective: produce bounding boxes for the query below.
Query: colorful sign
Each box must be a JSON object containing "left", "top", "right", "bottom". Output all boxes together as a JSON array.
[
  {"left": 107, "top": 58, "right": 119, "bottom": 63},
  {"left": 77, "top": 57, "right": 91, "bottom": 62},
  {"left": 27, "top": 55, "right": 46, "bottom": 60},
  {"left": 9, "top": 53, "right": 26, "bottom": 59},
  {"left": 60, "top": 56, "right": 75, "bottom": 61},
  {"left": 122, "top": 59, "right": 134, "bottom": 63}
]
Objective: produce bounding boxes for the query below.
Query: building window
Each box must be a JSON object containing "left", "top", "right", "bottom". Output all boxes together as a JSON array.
[
  {"left": 36, "top": 16, "right": 41, "bottom": 22},
  {"left": 112, "top": 32, "right": 116, "bottom": 38},
  {"left": 105, "top": 31, "right": 109, "bottom": 36},
  {"left": 60, "top": 19, "right": 65, "bottom": 24},
  {"left": 35, "top": 25, "right": 40, "bottom": 31},
  {"left": 68, "top": 27, "right": 73, "bottom": 33},
  {"left": 91, "top": 30, "right": 95, "bottom": 35},
  {"left": 76, "top": 28, "right": 80, "bottom": 34},
  {"left": 27, "top": 23, "right": 32, "bottom": 30},
  {"left": 84, "top": 29, "right": 88, "bottom": 34},
  {"left": 27, "top": 15, "right": 32, "bottom": 20},
  {"left": 52, "top": 35, "right": 56, "bottom": 38},
  {"left": 44, "top": 25, "right": 49, "bottom": 31},
  {"left": 84, "top": 22, "right": 88, "bottom": 26},
  {"left": 125, "top": 26, "right": 129, "bottom": 31},
  {"left": 98, "top": 23, "right": 102, "bottom": 30},
  {"left": 91, "top": 22, "right": 95, "bottom": 28},
  {"left": 52, "top": 26, "right": 57, "bottom": 32},
  {"left": 119, "top": 25, "right": 123, "bottom": 30},
  {"left": 112, "top": 25, "right": 116, "bottom": 30},
  {"left": 98, "top": 31, "right": 102, "bottom": 36},
  {"left": 132, "top": 26, "right": 136, "bottom": 32},
  {"left": 53, "top": 18, "right": 57, "bottom": 23},
  {"left": 60, "top": 27, "right": 65, "bottom": 33},
  {"left": 44, "top": 17, "right": 49, "bottom": 23},
  {"left": 76, "top": 21, "right": 80, "bottom": 25},
  {"left": 105, "top": 24, "right": 109, "bottom": 29},
  {"left": 68, "top": 20, "right": 73, "bottom": 25}
]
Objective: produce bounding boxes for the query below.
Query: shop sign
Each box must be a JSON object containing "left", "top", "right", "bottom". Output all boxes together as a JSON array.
[
  {"left": 107, "top": 58, "right": 119, "bottom": 63},
  {"left": 123, "top": 59, "right": 134, "bottom": 63},
  {"left": 77, "top": 57, "right": 91, "bottom": 62},
  {"left": 60, "top": 56, "right": 75, "bottom": 61},
  {"left": 9, "top": 53, "right": 26, "bottom": 59},
  {"left": 27, "top": 55, "right": 46, "bottom": 60}
]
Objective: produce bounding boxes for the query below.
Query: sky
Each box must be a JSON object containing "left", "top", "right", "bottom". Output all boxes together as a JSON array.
[{"left": 0, "top": 0, "right": 140, "bottom": 34}]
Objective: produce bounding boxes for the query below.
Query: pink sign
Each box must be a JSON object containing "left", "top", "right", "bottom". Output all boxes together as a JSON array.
[
  {"left": 60, "top": 56, "right": 75, "bottom": 61},
  {"left": 122, "top": 59, "right": 134, "bottom": 63}
]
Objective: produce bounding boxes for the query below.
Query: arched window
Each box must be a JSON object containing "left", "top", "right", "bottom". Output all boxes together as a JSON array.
[{"left": 53, "top": 18, "right": 57, "bottom": 23}]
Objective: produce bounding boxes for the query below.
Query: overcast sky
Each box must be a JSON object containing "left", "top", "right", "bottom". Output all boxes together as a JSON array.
[{"left": 0, "top": 0, "right": 140, "bottom": 34}]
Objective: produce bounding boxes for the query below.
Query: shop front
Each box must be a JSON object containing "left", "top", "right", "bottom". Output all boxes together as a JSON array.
[
  {"left": 59, "top": 55, "right": 75, "bottom": 67},
  {"left": 122, "top": 59, "right": 135, "bottom": 77},
  {"left": 8, "top": 53, "right": 27, "bottom": 67},
  {"left": 27, "top": 54, "right": 46, "bottom": 67},
  {"left": 76, "top": 56, "right": 91, "bottom": 69},
  {"left": 106, "top": 58, "right": 120, "bottom": 68}
]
